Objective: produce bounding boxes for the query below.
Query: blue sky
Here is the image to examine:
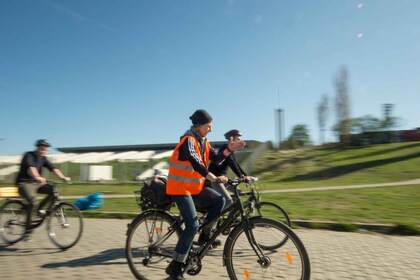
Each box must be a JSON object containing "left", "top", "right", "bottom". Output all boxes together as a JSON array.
[{"left": 1, "top": 0, "right": 419, "bottom": 155}]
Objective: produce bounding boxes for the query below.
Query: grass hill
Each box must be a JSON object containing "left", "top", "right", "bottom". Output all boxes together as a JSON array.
[
  {"left": 250, "top": 142, "right": 420, "bottom": 234},
  {"left": 253, "top": 142, "right": 420, "bottom": 189}
]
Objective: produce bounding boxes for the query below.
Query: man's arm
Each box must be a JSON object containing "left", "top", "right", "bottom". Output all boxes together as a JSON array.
[
  {"left": 52, "top": 169, "right": 71, "bottom": 182},
  {"left": 28, "top": 167, "right": 46, "bottom": 184}
]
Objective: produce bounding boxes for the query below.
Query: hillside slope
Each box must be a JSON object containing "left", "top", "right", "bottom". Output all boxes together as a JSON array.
[{"left": 253, "top": 142, "right": 420, "bottom": 189}]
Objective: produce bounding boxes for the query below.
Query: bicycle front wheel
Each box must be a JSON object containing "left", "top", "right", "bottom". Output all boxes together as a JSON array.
[
  {"left": 47, "top": 202, "right": 83, "bottom": 250},
  {"left": 224, "top": 217, "right": 310, "bottom": 280},
  {"left": 254, "top": 201, "right": 291, "bottom": 249},
  {"left": 126, "top": 210, "right": 182, "bottom": 280},
  {"left": 0, "top": 200, "right": 26, "bottom": 244}
]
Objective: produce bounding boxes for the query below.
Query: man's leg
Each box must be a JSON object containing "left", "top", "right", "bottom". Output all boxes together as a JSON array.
[
  {"left": 166, "top": 195, "right": 198, "bottom": 279},
  {"left": 37, "top": 184, "right": 55, "bottom": 212},
  {"left": 193, "top": 187, "right": 225, "bottom": 241},
  {"left": 18, "top": 183, "right": 38, "bottom": 232},
  {"left": 211, "top": 182, "right": 233, "bottom": 210}
]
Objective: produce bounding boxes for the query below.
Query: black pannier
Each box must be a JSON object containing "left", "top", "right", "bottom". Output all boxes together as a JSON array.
[{"left": 136, "top": 176, "right": 173, "bottom": 211}]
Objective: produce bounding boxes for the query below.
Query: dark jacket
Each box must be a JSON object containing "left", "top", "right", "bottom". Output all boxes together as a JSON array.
[{"left": 208, "top": 143, "right": 247, "bottom": 177}]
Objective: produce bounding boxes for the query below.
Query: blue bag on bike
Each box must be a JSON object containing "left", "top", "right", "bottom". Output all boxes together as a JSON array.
[{"left": 74, "top": 193, "right": 103, "bottom": 210}]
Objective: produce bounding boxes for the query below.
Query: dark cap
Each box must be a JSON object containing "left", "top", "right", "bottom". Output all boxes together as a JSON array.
[
  {"left": 224, "top": 129, "right": 242, "bottom": 139},
  {"left": 189, "top": 109, "right": 213, "bottom": 125},
  {"left": 35, "top": 139, "right": 51, "bottom": 147}
]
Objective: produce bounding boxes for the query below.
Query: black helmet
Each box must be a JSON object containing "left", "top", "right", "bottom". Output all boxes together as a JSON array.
[
  {"left": 224, "top": 129, "right": 242, "bottom": 140},
  {"left": 35, "top": 139, "right": 51, "bottom": 147}
]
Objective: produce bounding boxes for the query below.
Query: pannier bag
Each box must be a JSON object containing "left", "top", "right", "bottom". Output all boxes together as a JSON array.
[{"left": 137, "top": 176, "right": 172, "bottom": 211}]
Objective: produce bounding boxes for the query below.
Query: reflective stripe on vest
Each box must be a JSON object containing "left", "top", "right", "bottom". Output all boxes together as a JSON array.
[{"left": 166, "top": 135, "right": 210, "bottom": 195}]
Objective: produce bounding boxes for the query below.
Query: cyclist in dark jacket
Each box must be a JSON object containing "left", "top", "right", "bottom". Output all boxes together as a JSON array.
[
  {"left": 16, "top": 139, "right": 70, "bottom": 233},
  {"left": 208, "top": 129, "right": 252, "bottom": 208}
]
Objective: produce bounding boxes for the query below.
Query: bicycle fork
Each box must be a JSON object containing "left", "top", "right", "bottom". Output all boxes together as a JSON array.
[{"left": 243, "top": 219, "right": 271, "bottom": 268}]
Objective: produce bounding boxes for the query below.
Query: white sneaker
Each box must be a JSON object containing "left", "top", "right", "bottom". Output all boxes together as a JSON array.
[{"left": 37, "top": 209, "right": 47, "bottom": 218}]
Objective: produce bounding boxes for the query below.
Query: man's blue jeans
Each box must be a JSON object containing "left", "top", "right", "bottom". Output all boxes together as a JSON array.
[{"left": 171, "top": 187, "right": 225, "bottom": 263}]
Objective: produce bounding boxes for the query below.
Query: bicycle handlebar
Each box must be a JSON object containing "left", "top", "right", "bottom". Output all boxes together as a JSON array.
[{"left": 228, "top": 177, "right": 258, "bottom": 186}]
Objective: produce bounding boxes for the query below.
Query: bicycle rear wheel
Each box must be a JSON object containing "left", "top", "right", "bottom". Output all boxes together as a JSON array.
[
  {"left": 126, "top": 210, "right": 182, "bottom": 280},
  {"left": 47, "top": 202, "right": 83, "bottom": 250},
  {"left": 0, "top": 200, "right": 26, "bottom": 244},
  {"left": 254, "top": 201, "right": 291, "bottom": 249},
  {"left": 224, "top": 217, "right": 310, "bottom": 280}
]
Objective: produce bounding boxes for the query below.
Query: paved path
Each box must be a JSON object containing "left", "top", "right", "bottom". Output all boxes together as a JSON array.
[{"left": 1, "top": 218, "right": 419, "bottom": 279}]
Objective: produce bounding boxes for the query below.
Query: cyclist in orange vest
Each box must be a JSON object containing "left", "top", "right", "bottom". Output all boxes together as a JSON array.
[{"left": 165, "top": 109, "right": 246, "bottom": 280}]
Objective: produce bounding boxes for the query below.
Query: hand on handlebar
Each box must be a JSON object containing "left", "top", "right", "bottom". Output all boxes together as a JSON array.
[
  {"left": 36, "top": 176, "right": 47, "bottom": 185},
  {"left": 241, "top": 175, "right": 257, "bottom": 183},
  {"left": 217, "top": 175, "right": 228, "bottom": 184},
  {"left": 61, "top": 177, "right": 71, "bottom": 182}
]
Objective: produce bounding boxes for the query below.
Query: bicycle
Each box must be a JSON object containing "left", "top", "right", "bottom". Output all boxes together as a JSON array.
[
  {"left": 223, "top": 177, "right": 292, "bottom": 249},
  {"left": 0, "top": 180, "right": 83, "bottom": 250},
  {"left": 125, "top": 178, "right": 310, "bottom": 279}
]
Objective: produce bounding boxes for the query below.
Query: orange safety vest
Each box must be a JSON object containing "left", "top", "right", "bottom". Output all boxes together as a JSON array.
[{"left": 166, "top": 135, "right": 210, "bottom": 195}]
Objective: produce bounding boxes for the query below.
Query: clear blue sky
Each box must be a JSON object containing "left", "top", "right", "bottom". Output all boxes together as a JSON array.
[{"left": 1, "top": 0, "right": 419, "bottom": 155}]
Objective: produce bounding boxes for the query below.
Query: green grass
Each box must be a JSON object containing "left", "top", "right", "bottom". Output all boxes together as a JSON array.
[
  {"left": 3, "top": 142, "right": 419, "bottom": 234},
  {"left": 254, "top": 142, "right": 420, "bottom": 188},
  {"left": 72, "top": 184, "right": 419, "bottom": 230}
]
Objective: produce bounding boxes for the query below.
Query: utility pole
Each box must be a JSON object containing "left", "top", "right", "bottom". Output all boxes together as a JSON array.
[{"left": 275, "top": 86, "right": 285, "bottom": 149}]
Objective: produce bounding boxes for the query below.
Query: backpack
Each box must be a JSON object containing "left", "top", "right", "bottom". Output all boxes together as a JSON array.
[{"left": 138, "top": 176, "right": 172, "bottom": 210}]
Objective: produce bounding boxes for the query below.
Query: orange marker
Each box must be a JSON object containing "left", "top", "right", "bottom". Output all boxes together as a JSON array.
[
  {"left": 285, "top": 252, "right": 293, "bottom": 263},
  {"left": 244, "top": 269, "right": 251, "bottom": 279}
]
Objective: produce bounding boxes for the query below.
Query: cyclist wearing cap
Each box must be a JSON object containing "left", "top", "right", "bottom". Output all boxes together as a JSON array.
[
  {"left": 16, "top": 139, "right": 70, "bottom": 234},
  {"left": 208, "top": 129, "right": 252, "bottom": 209}
]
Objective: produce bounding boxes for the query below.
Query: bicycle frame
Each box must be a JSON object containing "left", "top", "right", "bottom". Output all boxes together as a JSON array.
[
  {"left": 10, "top": 181, "right": 65, "bottom": 230},
  {"left": 143, "top": 178, "right": 268, "bottom": 269}
]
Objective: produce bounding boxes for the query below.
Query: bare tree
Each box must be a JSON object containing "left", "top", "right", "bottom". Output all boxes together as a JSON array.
[
  {"left": 334, "top": 65, "right": 351, "bottom": 143},
  {"left": 317, "top": 94, "right": 328, "bottom": 144}
]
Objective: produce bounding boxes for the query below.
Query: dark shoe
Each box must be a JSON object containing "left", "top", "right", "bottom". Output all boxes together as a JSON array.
[
  {"left": 197, "top": 233, "right": 222, "bottom": 248},
  {"left": 165, "top": 260, "right": 185, "bottom": 280}
]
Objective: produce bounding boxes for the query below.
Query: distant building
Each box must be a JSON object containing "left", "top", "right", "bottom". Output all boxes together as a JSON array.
[{"left": 349, "top": 128, "right": 420, "bottom": 146}]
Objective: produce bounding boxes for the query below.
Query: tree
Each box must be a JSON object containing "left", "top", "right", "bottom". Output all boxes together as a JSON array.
[
  {"left": 317, "top": 94, "right": 328, "bottom": 144},
  {"left": 350, "top": 115, "right": 381, "bottom": 134},
  {"left": 290, "top": 124, "right": 311, "bottom": 146},
  {"left": 334, "top": 65, "right": 351, "bottom": 143}
]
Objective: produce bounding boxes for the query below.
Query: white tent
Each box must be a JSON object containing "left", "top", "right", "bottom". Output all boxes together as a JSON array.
[
  {"left": 151, "top": 150, "right": 173, "bottom": 160},
  {"left": 103, "top": 151, "right": 140, "bottom": 162},
  {"left": 70, "top": 152, "right": 115, "bottom": 163},
  {"left": 48, "top": 153, "right": 78, "bottom": 164},
  {"left": 0, "top": 155, "right": 22, "bottom": 165},
  {"left": 135, "top": 161, "right": 169, "bottom": 180},
  {"left": 0, "top": 165, "right": 19, "bottom": 176},
  {"left": 115, "top": 150, "right": 156, "bottom": 162}
]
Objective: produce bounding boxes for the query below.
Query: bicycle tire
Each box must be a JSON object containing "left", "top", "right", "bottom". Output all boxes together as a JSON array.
[
  {"left": 224, "top": 217, "right": 310, "bottom": 280},
  {"left": 47, "top": 202, "right": 83, "bottom": 250},
  {"left": 0, "top": 200, "right": 27, "bottom": 244},
  {"left": 254, "top": 201, "right": 291, "bottom": 249},
  {"left": 126, "top": 210, "right": 182, "bottom": 280}
]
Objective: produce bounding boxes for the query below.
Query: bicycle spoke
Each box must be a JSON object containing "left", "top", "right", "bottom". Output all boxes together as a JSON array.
[
  {"left": 224, "top": 217, "right": 310, "bottom": 280},
  {"left": 126, "top": 211, "right": 181, "bottom": 280},
  {"left": 0, "top": 200, "right": 27, "bottom": 244},
  {"left": 47, "top": 202, "right": 83, "bottom": 250}
]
